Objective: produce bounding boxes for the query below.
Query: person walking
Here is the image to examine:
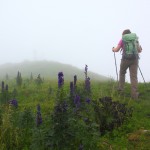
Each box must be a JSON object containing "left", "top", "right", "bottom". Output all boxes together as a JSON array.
[{"left": 112, "top": 29, "right": 142, "bottom": 99}]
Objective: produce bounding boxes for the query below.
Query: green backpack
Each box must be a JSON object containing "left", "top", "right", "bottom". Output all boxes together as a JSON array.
[{"left": 122, "top": 33, "right": 139, "bottom": 59}]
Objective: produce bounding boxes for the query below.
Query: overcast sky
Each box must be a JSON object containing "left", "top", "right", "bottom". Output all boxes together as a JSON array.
[{"left": 0, "top": 0, "right": 150, "bottom": 82}]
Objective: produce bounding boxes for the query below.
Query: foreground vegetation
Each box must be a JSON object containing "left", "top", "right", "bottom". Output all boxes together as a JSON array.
[{"left": 0, "top": 69, "right": 150, "bottom": 150}]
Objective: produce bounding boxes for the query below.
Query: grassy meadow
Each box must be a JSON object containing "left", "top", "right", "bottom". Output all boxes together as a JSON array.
[{"left": 0, "top": 70, "right": 150, "bottom": 150}]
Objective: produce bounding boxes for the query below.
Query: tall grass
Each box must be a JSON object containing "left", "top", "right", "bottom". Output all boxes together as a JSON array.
[{"left": 0, "top": 76, "right": 150, "bottom": 149}]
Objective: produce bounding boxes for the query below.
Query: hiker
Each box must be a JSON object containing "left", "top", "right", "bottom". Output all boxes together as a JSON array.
[{"left": 112, "top": 29, "right": 142, "bottom": 99}]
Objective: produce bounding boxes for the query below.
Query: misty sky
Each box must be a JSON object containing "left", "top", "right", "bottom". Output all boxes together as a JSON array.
[{"left": 0, "top": 0, "right": 150, "bottom": 82}]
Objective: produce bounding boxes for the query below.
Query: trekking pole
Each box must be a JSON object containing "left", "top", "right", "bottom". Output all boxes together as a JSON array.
[
  {"left": 113, "top": 51, "right": 119, "bottom": 82},
  {"left": 138, "top": 65, "right": 146, "bottom": 84},
  {"left": 138, "top": 65, "right": 150, "bottom": 92}
]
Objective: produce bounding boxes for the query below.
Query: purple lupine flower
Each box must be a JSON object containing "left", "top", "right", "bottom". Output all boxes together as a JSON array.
[
  {"left": 85, "top": 77, "right": 90, "bottom": 91},
  {"left": 84, "top": 65, "right": 90, "bottom": 91},
  {"left": 85, "top": 98, "right": 91, "bottom": 104},
  {"left": 84, "top": 65, "right": 88, "bottom": 79},
  {"left": 36, "top": 104, "right": 42, "bottom": 126},
  {"left": 74, "top": 95, "right": 80, "bottom": 108},
  {"left": 9, "top": 99, "right": 18, "bottom": 107},
  {"left": 62, "top": 101, "right": 68, "bottom": 112},
  {"left": 58, "top": 72, "right": 63, "bottom": 79},
  {"left": 70, "top": 81, "right": 74, "bottom": 96},
  {"left": 58, "top": 72, "right": 64, "bottom": 88},
  {"left": 2, "top": 81, "right": 4, "bottom": 92},
  {"left": 36, "top": 112, "right": 42, "bottom": 126},
  {"left": 74, "top": 75, "right": 77, "bottom": 86},
  {"left": 85, "top": 65, "right": 88, "bottom": 73},
  {"left": 37, "top": 104, "right": 41, "bottom": 111}
]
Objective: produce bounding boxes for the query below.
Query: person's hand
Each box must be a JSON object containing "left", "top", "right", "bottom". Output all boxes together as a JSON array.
[
  {"left": 112, "top": 45, "right": 121, "bottom": 52},
  {"left": 138, "top": 45, "right": 142, "bottom": 53},
  {"left": 112, "top": 47, "right": 115, "bottom": 52}
]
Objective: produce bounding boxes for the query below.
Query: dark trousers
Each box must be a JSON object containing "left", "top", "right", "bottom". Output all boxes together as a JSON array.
[{"left": 119, "top": 58, "right": 139, "bottom": 99}]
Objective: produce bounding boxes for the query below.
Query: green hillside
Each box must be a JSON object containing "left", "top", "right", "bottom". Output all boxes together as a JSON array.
[
  {"left": 0, "top": 60, "right": 109, "bottom": 81},
  {"left": 0, "top": 78, "right": 150, "bottom": 149}
]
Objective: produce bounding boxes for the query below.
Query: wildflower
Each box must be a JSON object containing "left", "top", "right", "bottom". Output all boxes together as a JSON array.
[
  {"left": 37, "top": 104, "right": 41, "bottom": 112},
  {"left": 74, "top": 75, "right": 77, "bottom": 86},
  {"left": 9, "top": 99, "right": 18, "bottom": 107},
  {"left": 70, "top": 81, "right": 74, "bottom": 96},
  {"left": 84, "top": 65, "right": 88, "bottom": 79},
  {"left": 36, "top": 104, "right": 42, "bottom": 126},
  {"left": 84, "top": 65, "right": 90, "bottom": 91},
  {"left": 36, "top": 74, "right": 43, "bottom": 85},
  {"left": 58, "top": 72, "right": 64, "bottom": 88},
  {"left": 62, "top": 101, "right": 68, "bottom": 112},
  {"left": 85, "top": 64, "right": 88, "bottom": 73},
  {"left": 85, "top": 98, "right": 91, "bottom": 104},
  {"left": 36, "top": 112, "right": 42, "bottom": 126},
  {"left": 85, "top": 77, "right": 90, "bottom": 91},
  {"left": 16, "top": 71, "right": 22, "bottom": 86},
  {"left": 74, "top": 95, "right": 80, "bottom": 108},
  {"left": 1, "top": 81, "right": 4, "bottom": 92}
]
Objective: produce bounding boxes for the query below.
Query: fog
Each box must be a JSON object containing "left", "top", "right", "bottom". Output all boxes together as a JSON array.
[{"left": 0, "top": 0, "right": 150, "bottom": 82}]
